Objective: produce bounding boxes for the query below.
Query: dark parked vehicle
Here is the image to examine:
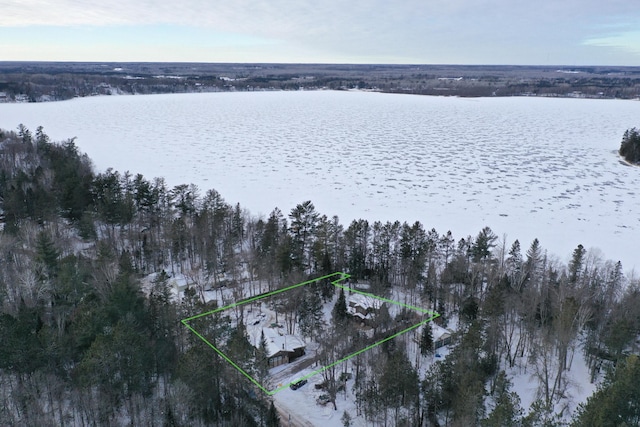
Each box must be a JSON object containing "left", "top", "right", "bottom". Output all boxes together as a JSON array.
[{"left": 290, "top": 379, "right": 307, "bottom": 390}]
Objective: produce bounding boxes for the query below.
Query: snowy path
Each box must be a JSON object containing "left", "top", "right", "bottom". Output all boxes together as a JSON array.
[{"left": 274, "top": 400, "right": 316, "bottom": 427}]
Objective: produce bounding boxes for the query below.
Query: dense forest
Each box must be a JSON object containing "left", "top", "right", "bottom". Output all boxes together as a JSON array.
[{"left": 0, "top": 126, "right": 639, "bottom": 426}]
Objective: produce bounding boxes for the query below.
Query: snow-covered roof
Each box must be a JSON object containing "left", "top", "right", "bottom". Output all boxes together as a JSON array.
[
  {"left": 351, "top": 312, "right": 368, "bottom": 320},
  {"left": 260, "top": 328, "right": 305, "bottom": 358},
  {"left": 167, "top": 273, "right": 189, "bottom": 290},
  {"left": 431, "top": 323, "right": 452, "bottom": 341},
  {"left": 348, "top": 294, "right": 382, "bottom": 311}
]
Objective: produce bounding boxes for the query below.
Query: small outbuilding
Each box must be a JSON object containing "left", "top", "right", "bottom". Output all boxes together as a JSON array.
[
  {"left": 432, "top": 323, "right": 453, "bottom": 349},
  {"left": 261, "top": 328, "right": 306, "bottom": 368}
]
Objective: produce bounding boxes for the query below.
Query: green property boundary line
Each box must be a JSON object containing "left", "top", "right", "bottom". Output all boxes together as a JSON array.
[{"left": 181, "top": 271, "right": 440, "bottom": 395}]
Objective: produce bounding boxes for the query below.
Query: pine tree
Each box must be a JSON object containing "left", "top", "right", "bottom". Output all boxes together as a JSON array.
[
  {"left": 420, "top": 324, "right": 434, "bottom": 356},
  {"left": 482, "top": 371, "right": 523, "bottom": 427},
  {"left": 332, "top": 288, "right": 348, "bottom": 329},
  {"left": 425, "top": 262, "right": 438, "bottom": 307},
  {"left": 568, "top": 244, "right": 585, "bottom": 286},
  {"left": 18, "top": 123, "right": 32, "bottom": 143},
  {"left": 148, "top": 270, "right": 178, "bottom": 378},
  {"left": 266, "top": 401, "right": 280, "bottom": 427},
  {"left": 289, "top": 200, "right": 319, "bottom": 272},
  {"left": 297, "top": 287, "right": 323, "bottom": 339},
  {"left": 472, "top": 226, "right": 497, "bottom": 263},
  {"left": 256, "top": 330, "right": 270, "bottom": 381},
  {"left": 461, "top": 297, "right": 479, "bottom": 323},
  {"left": 524, "top": 238, "right": 543, "bottom": 288},
  {"left": 227, "top": 319, "right": 254, "bottom": 371},
  {"left": 379, "top": 347, "right": 419, "bottom": 424},
  {"left": 36, "top": 231, "right": 59, "bottom": 279},
  {"left": 572, "top": 354, "right": 640, "bottom": 426},
  {"left": 505, "top": 239, "right": 524, "bottom": 291},
  {"left": 344, "top": 219, "right": 369, "bottom": 279},
  {"left": 373, "top": 304, "right": 392, "bottom": 335},
  {"left": 297, "top": 296, "right": 312, "bottom": 338},
  {"left": 619, "top": 127, "right": 640, "bottom": 164},
  {"left": 341, "top": 410, "right": 352, "bottom": 427}
]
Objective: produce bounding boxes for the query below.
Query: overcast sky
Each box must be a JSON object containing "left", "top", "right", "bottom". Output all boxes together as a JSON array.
[{"left": 2, "top": 0, "right": 640, "bottom": 65}]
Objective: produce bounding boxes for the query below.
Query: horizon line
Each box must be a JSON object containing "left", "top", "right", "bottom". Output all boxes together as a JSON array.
[{"left": 1, "top": 60, "right": 639, "bottom": 69}]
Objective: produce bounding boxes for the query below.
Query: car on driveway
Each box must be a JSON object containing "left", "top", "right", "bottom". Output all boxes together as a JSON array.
[{"left": 290, "top": 379, "right": 307, "bottom": 390}]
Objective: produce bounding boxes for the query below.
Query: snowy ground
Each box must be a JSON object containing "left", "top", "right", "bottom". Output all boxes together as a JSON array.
[
  {"left": 1, "top": 92, "right": 639, "bottom": 271},
  {"left": 273, "top": 366, "right": 365, "bottom": 427},
  {"left": 508, "top": 346, "right": 597, "bottom": 419}
]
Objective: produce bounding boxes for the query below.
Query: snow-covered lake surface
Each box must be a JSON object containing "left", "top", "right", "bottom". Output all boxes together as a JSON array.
[{"left": 1, "top": 91, "right": 639, "bottom": 270}]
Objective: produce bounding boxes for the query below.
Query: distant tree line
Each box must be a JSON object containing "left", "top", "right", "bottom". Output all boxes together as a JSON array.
[
  {"left": 0, "top": 126, "right": 639, "bottom": 426},
  {"left": 3, "top": 63, "right": 640, "bottom": 102}
]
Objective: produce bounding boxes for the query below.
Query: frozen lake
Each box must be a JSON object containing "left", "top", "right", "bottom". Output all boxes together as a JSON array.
[{"left": 1, "top": 91, "right": 639, "bottom": 270}]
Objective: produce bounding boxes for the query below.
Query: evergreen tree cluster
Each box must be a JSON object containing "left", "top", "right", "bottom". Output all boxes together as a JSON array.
[
  {"left": 619, "top": 127, "right": 640, "bottom": 164},
  {"left": 572, "top": 354, "right": 640, "bottom": 427}
]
